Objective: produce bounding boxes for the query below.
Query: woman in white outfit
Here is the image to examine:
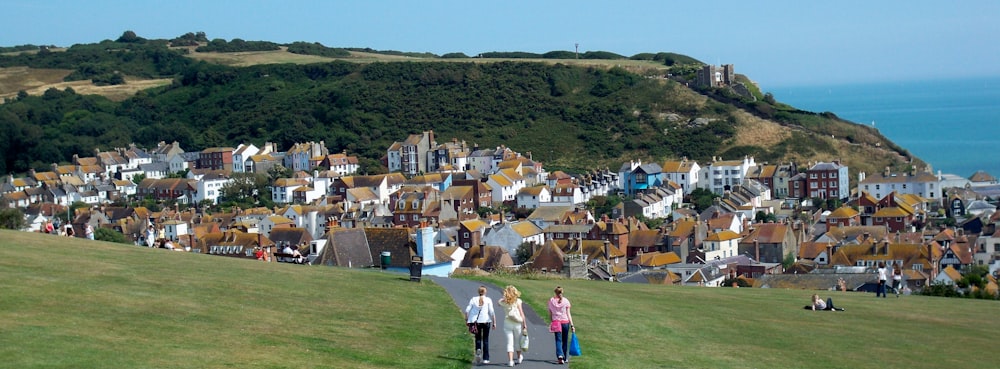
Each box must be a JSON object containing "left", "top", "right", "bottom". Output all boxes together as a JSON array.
[{"left": 498, "top": 285, "right": 527, "bottom": 367}]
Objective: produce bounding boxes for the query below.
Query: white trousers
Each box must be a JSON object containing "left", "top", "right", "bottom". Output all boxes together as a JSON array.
[{"left": 503, "top": 319, "right": 524, "bottom": 353}]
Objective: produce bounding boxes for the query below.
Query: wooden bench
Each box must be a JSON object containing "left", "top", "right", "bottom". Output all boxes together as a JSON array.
[{"left": 273, "top": 252, "right": 309, "bottom": 265}]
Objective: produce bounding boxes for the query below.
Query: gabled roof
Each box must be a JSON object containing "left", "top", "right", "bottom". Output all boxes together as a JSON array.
[
  {"left": 527, "top": 205, "right": 575, "bottom": 222},
  {"left": 460, "top": 219, "right": 488, "bottom": 232},
  {"left": 827, "top": 206, "right": 859, "bottom": 219},
  {"left": 629, "top": 251, "right": 682, "bottom": 267},
  {"left": 462, "top": 245, "right": 513, "bottom": 270},
  {"left": 660, "top": 160, "right": 698, "bottom": 173},
  {"left": 269, "top": 228, "right": 313, "bottom": 245},
  {"left": 366, "top": 227, "right": 414, "bottom": 268},
  {"left": 873, "top": 207, "right": 911, "bottom": 217},
  {"left": 628, "top": 230, "right": 663, "bottom": 248},
  {"left": 509, "top": 221, "right": 543, "bottom": 237},
  {"left": 318, "top": 228, "right": 372, "bottom": 268},
  {"left": 704, "top": 230, "right": 740, "bottom": 242},
  {"left": 518, "top": 186, "right": 548, "bottom": 196},
  {"left": 741, "top": 223, "right": 789, "bottom": 244}
]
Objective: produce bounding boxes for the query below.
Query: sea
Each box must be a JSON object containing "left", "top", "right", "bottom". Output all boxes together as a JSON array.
[{"left": 770, "top": 76, "right": 1000, "bottom": 178}]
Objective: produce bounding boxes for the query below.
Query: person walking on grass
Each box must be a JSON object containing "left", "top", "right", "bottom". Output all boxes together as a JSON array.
[
  {"left": 875, "top": 261, "right": 888, "bottom": 298},
  {"left": 465, "top": 285, "right": 496, "bottom": 365},
  {"left": 548, "top": 286, "right": 575, "bottom": 365},
  {"left": 892, "top": 264, "right": 903, "bottom": 297},
  {"left": 498, "top": 285, "right": 527, "bottom": 367}
]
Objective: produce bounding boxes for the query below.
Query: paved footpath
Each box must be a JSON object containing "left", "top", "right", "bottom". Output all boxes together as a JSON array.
[{"left": 430, "top": 276, "right": 569, "bottom": 368}]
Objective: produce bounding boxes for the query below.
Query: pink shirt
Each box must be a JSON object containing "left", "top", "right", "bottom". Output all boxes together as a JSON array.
[{"left": 548, "top": 296, "right": 572, "bottom": 322}]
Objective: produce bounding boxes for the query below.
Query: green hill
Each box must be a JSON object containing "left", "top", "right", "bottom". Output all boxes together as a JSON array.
[
  {"left": 2, "top": 230, "right": 995, "bottom": 369},
  {"left": 0, "top": 35, "right": 917, "bottom": 178}
]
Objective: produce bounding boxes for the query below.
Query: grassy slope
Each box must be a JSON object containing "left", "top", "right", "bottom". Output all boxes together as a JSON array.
[
  {"left": 3, "top": 230, "right": 995, "bottom": 368},
  {"left": 0, "top": 230, "right": 469, "bottom": 369},
  {"left": 0, "top": 66, "right": 171, "bottom": 102}
]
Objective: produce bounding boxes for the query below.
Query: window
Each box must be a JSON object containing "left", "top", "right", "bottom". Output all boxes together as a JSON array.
[
  {"left": 412, "top": 215, "right": 419, "bottom": 220},
  {"left": 994, "top": 243, "right": 999, "bottom": 252},
  {"left": 830, "top": 172, "right": 837, "bottom": 178},
  {"left": 681, "top": 174, "right": 685, "bottom": 180},
  {"left": 794, "top": 182, "right": 800, "bottom": 188},
  {"left": 810, "top": 182, "right": 817, "bottom": 189},
  {"left": 830, "top": 181, "right": 836, "bottom": 187},
  {"left": 875, "top": 185, "right": 880, "bottom": 190},
  {"left": 463, "top": 232, "right": 469, "bottom": 238},
  {"left": 810, "top": 173, "right": 817, "bottom": 179}
]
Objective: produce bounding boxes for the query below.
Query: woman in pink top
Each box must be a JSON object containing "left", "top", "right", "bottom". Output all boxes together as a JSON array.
[{"left": 547, "top": 286, "right": 575, "bottom": 364}]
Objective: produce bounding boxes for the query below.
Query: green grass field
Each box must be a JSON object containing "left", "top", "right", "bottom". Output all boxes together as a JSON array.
[{"left": 2, "top": 230, "right": 995, "bottom": 368}]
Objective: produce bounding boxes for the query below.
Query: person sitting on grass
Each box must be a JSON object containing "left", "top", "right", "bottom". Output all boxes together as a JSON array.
[{"left": 805, "top": 294, "right": 845, "bottom": 311}]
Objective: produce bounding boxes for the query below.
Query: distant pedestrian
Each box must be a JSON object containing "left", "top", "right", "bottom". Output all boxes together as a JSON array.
[
  {"left": 876, "top": 262, "right": 887, "bottom": 298},
  {"left": 498, "top": 285, "right": 527, "bottom": 367},
  {"left": 548, "top": 286, "right": 575, "bottom": 365},
  {"left": 892, "top": 264, "right": 903, "bottom": 297},
  {"left": 145, "top": 225, "right": 157, "bottom": 248},
  {"left": 465, "top": 285, "right": 496, "bottom": 365},
  {"left": 44, "top": 221, "right": 54, "bottom": 234},
  {"left": 84, "top": 223, "right": 95, "bottom": 240},
  {"left": 65, "top": 224, "right": 74, "bottom": 237}
]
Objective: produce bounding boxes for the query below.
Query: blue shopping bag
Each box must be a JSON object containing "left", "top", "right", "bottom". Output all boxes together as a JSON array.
[{"left": 569, "top": 332, "right": 581, "bottom": 356}]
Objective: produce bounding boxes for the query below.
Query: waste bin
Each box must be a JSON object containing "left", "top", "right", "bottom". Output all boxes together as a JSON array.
[
  {"left": 409, "top": 256, "right": 423, "bottom": 282},
  {"left": 380, "top": 251, "right": 391, "bottom": 270}
]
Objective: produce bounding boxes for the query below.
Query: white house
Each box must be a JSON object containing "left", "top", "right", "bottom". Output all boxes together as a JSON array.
[
  {"left": 551, "top": 183, "right": 585, "bottom": 205},
  {"left": 699, "top": 156, "right": 756, "bottom": 195},
  {"left": 516, "top": 186, "right": 551, "bottom": 209},
  {"left": 486, "top": 169, "right": 526, "bottom": 204},
  {"left": 232, "top": 143, "right": 260, "bottom": 173},
  {"left": 162, "top": 219, "right": 190, "bottom": 241},
  {"left": 701, "top": 230, "right": 742, "bottom": 261},
  {"left": 190, "top": 171, "right": 231, "bottom": 205},
  {"left": 271, "top": 178, "right": 311, "bottom": 204},
  {"left": 858, "top": 168, "right": 942, "bottom": 201},
  {"left": 661, "top": 159, "right": 701, "bottom": 195},
  {"left": 257, "top": 215, "right": 295, "bottom": 238}
]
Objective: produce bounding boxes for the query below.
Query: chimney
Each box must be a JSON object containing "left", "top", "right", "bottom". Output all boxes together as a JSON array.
[
  {"left": 603, "top": 240, "right": 611, "bottom": 260},
  {"left": 825, "top": 244, "right": 833, "bottom": 264},
  {"left": 754, "top": 239, "right": 760, "bottom": 262}
]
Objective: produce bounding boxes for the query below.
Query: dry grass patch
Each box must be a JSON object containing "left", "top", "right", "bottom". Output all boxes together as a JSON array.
[
  {"left": 728, "top": 110, "right": 792, "bottom": 147},
  {"left": 0, "top": 67, "right": 171, "bottom": 102}
]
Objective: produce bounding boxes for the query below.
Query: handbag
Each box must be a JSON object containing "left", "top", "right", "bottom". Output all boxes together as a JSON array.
[
  {"left": 569, "top": 332, "right": 581, "bottom": 356},
  {"left": 468, "top": 302, "right": 484, "bottom": 335},
  {"left": 509, "top": 305, "right": 524, "bottom": 323},
  {"left": 549, "top": 321, "right": 562, "bottom": 333},
  {"left": 520, "top": 329, "right": 530, "bottom": 352}
]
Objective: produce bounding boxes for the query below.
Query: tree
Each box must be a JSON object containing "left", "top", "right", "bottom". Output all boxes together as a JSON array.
[
  {"left": 116, "top": 30, "right": 142, "bottom": 43},
  {"left": 689, "top": 188, "right": 718, "bottom": 211},
  {"left": 95, "top": 227, "right": 130, "bottom": 244},
  {"left": 0, "top": 208, "right": 26, "bottom": 230},
  {"left": 782, "top": 252, "right": 796, "bottom": 269},
  {"left": 755, "top": 210, "right": 777, "bottom": 223},
  {"left": 221, "top": 172, "right": 270, "bottom": 207},
  {"left": 514, "top": 242, "right": 535, "bottom": 265}
]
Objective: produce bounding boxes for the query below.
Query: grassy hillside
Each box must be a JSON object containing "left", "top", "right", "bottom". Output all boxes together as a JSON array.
[
  {"left": 0, "top": 39, "right": 917, "bottom": 179},
  {"left": 2, "top": 230, "right": 995, "bottom": 368},
  {"left": 0, "top": 230, "right": 469, "bottom": 369}
]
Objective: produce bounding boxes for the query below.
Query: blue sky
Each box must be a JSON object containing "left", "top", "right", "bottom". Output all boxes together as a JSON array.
[{"left": 4, "top": 1, "right": 998, "bottom": 88}]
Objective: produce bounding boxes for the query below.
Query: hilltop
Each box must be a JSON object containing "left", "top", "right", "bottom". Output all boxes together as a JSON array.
[
  {"left": 0, "top": 33, "right": 919, "bottom": 178},
  {"left": 2, "top": 230, "right": 995, "bottom": 369}
]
